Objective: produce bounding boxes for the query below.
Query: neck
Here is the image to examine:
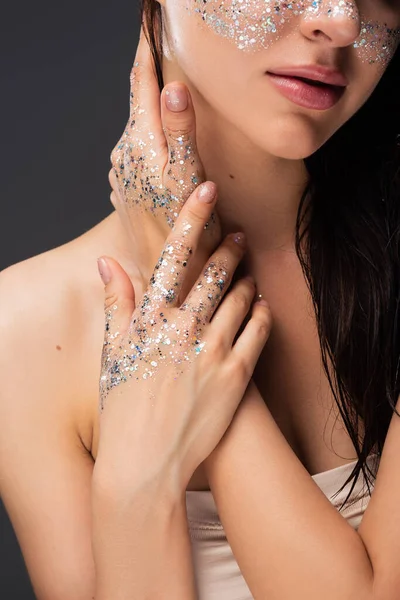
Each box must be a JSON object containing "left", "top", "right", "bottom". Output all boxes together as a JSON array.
[
  {"left": 162, "top": 57, "right": 309, "bottom": 269},
  {"left": 109, "top": 56, "right": 311, "bottom": 281}
]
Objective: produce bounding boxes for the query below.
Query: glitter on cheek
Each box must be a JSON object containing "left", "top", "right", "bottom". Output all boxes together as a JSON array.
[
  {"left": 185, "top": 0, "right": 400, "bottom": 67},
  {"left": 186, "top": 0, "right": 360, "bottom": 51},
  {"left": 308, "top": 3, "right": 400, "bottom": 65},
  {"left": 353, "top": 21, "right": 400, "bottom": 66},
  {"left": 187, "top": 0, "right": 298, "bottom": 51}
]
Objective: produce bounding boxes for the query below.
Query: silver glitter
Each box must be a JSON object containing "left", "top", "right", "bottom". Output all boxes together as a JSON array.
[
  {"left": 99, "top": 243, "right": 229, "bottom": 410},
  {"left": 110, "top": 61, "right": 218, "bottom": 230},
  {"left": 186, "top": 0, "right": 400, "bottom": 65}
]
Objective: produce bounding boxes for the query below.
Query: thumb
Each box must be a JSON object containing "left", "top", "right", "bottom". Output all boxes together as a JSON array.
[{"left": 97, "top": 256, "right": 136, "bottom": 340}]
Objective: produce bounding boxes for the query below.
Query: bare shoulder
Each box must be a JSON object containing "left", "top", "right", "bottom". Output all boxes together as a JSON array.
[
  {"left": 0, "top": 214, "right": 132, "bottom": 598},
  {"left": 0, "top": 212, "right": 121, "bottom": 455}
]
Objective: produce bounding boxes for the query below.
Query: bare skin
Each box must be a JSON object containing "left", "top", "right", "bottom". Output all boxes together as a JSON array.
[
  {"left": 92, "top": 214, "right": 360, "bottom": 483},
  {"left": 0, "top": 180, "right": 358, "bottom": 600},
  {"left": 1, "top": 204, "right": 358, "bottom": 490},
  {"left": 5, "top": 1, "right": 400, "bottom": 595}
]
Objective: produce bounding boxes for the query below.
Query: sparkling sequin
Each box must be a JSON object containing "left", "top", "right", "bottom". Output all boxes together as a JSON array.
[
  {"left": 111, "top": 61, "right": 217, "bottom": 229},
  {"left": 99, "top": 243, "right": 229, "bottom": 410},
  {"left": 353, "top": 20, "right": 400, "bottom": 65},
  {"left": 186, "top": 0, "right": 400, "bottom": 66}
]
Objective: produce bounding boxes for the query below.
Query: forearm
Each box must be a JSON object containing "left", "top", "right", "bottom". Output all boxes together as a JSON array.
[
  {"left": 204, "top": 389, "right": 374, "bottom": 600},
  {"left": 91, "top": 469, "right": 197, "bottom": 600}
]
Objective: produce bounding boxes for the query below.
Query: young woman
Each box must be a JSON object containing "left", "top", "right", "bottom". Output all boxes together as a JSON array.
[{"left": 1, "top": 1, "right": 400, "bottom": 599}]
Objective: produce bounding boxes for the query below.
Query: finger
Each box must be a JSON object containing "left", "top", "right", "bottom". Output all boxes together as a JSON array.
[
  {"left": 181, "top": 232, "right": 247, "bottom": 321},
  {"left": 209, "top": 276, "right": 256, "bottom": 349},
  {"left": 129, "top": 28, "right": 165, "bottom": 147},
  {"left": 230, "top": 301, "right": 272, "bottom": 372},
  {"left": 111, "top": 28, "right": 167, "bottom": 195},
  {"left": 160, "top": 82, "right": 205, "bottom": 206},
  {"left": 97, "top": 256, "right": 136, "bottom": 341},
  {"left": 143, "top": 181, "right": 218, "bottom": 310}
]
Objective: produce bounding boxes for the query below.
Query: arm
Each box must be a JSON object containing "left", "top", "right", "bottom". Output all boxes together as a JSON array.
[
  {"left": 91, "top": 466, "right": 197, "bottom": 600},
  {"left": 0, "top": 262, "right": 196, "bottom": 600},
  {"left": 204, "top": 382, "right": 397, "bottom": 600},
  {"left": 0, "top": 264, "right": 96, "bottom": 600}
]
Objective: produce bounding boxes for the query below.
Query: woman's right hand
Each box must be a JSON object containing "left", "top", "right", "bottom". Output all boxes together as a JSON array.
[
  {"left": 94, "top": 181, "right": 272, "bottom": 495},
  {"left": 109, "top": 27, "right": 221, "bottom": 290}
]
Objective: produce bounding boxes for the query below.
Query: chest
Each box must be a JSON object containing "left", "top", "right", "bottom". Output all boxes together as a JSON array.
[
  {"left": 188, "top": 257, "right": 359, "bottom": 490},
  {"left": 187, "top": 317, "right": 358, "bottom": 491},
  {"left": 88, "top": 258, "right": 359, "bottom": 490}
]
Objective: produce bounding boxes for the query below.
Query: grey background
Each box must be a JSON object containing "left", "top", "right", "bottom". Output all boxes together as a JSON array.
[{"left": 1, "top": 1, "right": 141, "bottom": 597}]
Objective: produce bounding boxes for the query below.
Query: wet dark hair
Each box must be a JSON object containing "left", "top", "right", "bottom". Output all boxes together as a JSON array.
[{"left": 140, "top": 0, "right": 400, "bottom": 511}]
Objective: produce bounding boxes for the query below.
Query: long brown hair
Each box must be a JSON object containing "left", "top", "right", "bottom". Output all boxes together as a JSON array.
[{"left": 139, "top": 0, "right": 400, "bottom": 511}]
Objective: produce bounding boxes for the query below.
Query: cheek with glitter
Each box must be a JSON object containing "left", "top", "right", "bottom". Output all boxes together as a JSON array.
[
  {"left": 187, "top": 0, "right": 299, "bottom": 51},
  {"left": 353, "top": 21, "right": 400, "bottom": 66},
  {"left": 185, "top": 0, "right": 400, "bottom": 66},
  {"left": 186, "top": 0, "right": 362, "bottom": 51},
  {"left": 304, "top": 2, "right": 400, "bottom": 65}
]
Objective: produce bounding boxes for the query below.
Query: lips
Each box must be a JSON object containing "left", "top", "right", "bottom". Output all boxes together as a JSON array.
[
  {"left": 266, "top": 65, "right": 348, "bottom": 87},
  {"left": 286, "top": 75, "right": 339, "bottom": 89},
  {"left": 265, "top": 65, "right": 347, "bottom": 110}
]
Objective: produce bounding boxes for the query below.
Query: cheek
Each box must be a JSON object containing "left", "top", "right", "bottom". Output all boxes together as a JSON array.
[
  {"left": 162, "top": 1, "right": 399, "bottom": 162},
  {"left": 163, "top": 2, "right": 249, "bottom": 98},
  {"left": 184, "top": 0, "right": 289, "bottom": 51},
  {"left": 165, "top": 0, "right": 296, "bottom": 53},
  {"left": 354, "top": 20, "right": 400, "bottom": 70},
  {"left": 166, "top": 1, "right": 400, "bottom": 67}
]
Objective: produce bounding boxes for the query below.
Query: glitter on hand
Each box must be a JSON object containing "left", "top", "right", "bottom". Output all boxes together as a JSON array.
[{"left": 99, "top": 247, "right": 229, "bottom": 411}]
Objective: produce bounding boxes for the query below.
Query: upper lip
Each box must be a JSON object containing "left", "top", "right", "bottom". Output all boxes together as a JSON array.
[{"left": 266, "top": 65, "right": 348, "bottom": 87}]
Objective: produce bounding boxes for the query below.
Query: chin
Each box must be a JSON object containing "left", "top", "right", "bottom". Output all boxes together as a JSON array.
[{"left": 250, "top": 113, "right": 332, "bottom": 160}]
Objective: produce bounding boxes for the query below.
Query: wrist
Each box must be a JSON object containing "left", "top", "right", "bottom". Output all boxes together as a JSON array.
[
  {"left": 92, "top": 453, "right": 187, "bottom": 508},
  {"left": 91, "top": 465, "right": 195, "bottom": 600}
]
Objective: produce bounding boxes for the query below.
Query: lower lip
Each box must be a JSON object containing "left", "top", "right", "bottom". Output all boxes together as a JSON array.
[{"left": 266, "top": 73, "right": 345, "bottom": 110}]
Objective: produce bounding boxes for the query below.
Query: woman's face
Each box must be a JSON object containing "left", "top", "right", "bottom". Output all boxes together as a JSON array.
[{"left": 160, "top": 0, "right": 400, "bottom": 159}]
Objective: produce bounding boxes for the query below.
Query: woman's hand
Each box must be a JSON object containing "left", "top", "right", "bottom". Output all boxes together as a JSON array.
[
  {"left": 109, "top": 27, "right": 221, "bottom": 289},
  {"left": 94, "top": 182, "right": 272, "bottom": 497}
]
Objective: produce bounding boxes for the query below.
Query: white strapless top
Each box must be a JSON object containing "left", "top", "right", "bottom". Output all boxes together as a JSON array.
[{"left": 185, "top": 453, "right": 379, "bottom": 600}]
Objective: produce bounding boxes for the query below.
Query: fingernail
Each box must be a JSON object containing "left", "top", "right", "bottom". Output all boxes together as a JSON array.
[
  {"left": 165, "top": 85, "right": 188, "bottom": 112},
  {"left": 233, "top": 232, "right": 246, "bottom": 248},
  {"left": 197, "top": 182, "right": 217, "bottom": 203},
  {"left": 245, "top": 274, "right": 255, "bottom": 283},
  {"left": 257, "top": 299, "right": 269, "bottom": 307},
  {"left": 97, "top": 257, "right": 112, "bottom": 285}
]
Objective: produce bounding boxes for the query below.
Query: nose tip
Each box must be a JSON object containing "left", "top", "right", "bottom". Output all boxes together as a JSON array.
[{"left": 300, "top": 1, "right": 361, "bottom": 48}]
